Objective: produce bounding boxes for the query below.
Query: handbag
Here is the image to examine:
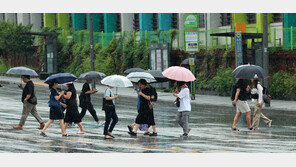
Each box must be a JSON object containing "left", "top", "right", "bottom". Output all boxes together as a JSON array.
[
  {"left": 102, "top": 89, "right": 115, "bottom": 111},
  {"left": 49, "top": 94, "right": 60, "bottom": 107},
  {"left": 174, "top": 98, "right": 180, "bottom": 107}
]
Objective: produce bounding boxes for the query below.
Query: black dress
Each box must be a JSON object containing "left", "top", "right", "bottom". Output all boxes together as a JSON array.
[
  {"left": 64, "top": 86, "right": 82, "bottom": 123},
  {"left": 135, "top": 87, "right": 152, "bottom": 125},
  {"left": 49, "top": 88, "right": 64, "bottom": 120}
]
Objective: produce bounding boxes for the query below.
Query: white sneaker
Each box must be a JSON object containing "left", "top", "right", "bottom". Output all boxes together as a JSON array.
[
  {"left": 77, "top": 130, "right": 85, "bottom": 134},
  {"left": 98, "top": 121, "right": 105, "bottom": 127},
  {"left": 268, "top": 120, "right": 272, "bottom": 128}
]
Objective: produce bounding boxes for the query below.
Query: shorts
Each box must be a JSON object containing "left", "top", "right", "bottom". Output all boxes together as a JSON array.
[{"left": 236, "top": 100, "right": 251, "bottom": 113}]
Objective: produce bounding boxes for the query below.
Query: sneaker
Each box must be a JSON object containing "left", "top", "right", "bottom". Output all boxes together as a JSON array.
[
  {"left": 77, "top": 130, "right": 85, "bottom": 134},
  {"left": 13, "top": 124, "right": 23, "bottom": 130},
  {"left": 128, "top": 131, "right": 137, "bottom": 136},
  {"left": 268, "top": 120, "right": 272, "bottom": 128},
  {"left": 149, "top": 132, "right": 158, "bottom": 136},
  {"left": 98, "top": 121, "right": 105, "bottom": 127},
  {"left": 181, "top": 133, "right": 188, "bottom": 137},
  {"left": 62, "top": 134, "right": 69, "bottom": 137},
  {"left": 249, "top": 127, "right": 254, "bottom": 131},
  {"left": 38, "top": 122, "right": 45, "bottom": 130},
  {"left": 40, "top": 132, "right": 47, "bottom": 137},
  {"left": 143, "top": 132, "right": 151, "bottom": 136},
  {"left": 127, "top": 125, "right": 133, "bottom": 132}
]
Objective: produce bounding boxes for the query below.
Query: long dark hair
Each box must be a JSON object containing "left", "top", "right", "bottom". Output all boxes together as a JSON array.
[
  {"left": 252, "top": 79, "right": 259, "bottom": 89},
  {"left": 67, "top": 83, "right": 76, "bottom": 93},
  {"left": 48, "top": 80, "right": 58, "bottom": 89}
]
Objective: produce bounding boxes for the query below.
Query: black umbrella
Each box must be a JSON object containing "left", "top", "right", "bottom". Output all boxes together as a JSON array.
[
  {"left": 145, "top": 70, "right": 170, "bottom": 83},
  {"left": 232, "top": 64, "right": 269, "bottom": 79},
  {"left": 44, "top": 73, "right": 77, "bottom": 84},
  {"left": 181, "top": 58, "right": 200, "bottom": 65},
  {"left": 124, "top": 68, "right": 145, "bottom": 74},
  {"left": 78, "top": 71, "right": 106, "bottom": 80}
]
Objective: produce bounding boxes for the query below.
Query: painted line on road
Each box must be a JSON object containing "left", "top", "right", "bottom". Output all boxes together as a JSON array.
[{"left": 65, "top": 139, "right": 199, "bottom": 153}]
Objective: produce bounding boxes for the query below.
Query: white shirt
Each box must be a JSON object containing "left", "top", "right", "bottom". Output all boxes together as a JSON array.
[
  {"left": 251, "top": 83, "right": 263, "bottom": 104},
  {"left": 177, "top": 87, "right": 191, "bottom": 112}
]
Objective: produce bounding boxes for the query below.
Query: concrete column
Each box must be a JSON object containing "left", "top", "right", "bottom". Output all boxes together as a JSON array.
[
  {"left": 178, "top": 13, "right": 184, "bottom": 50},
  {"left": 5, "top": 13, "right": 17, "bottom": 24},
  {"left": 30, "top": 13, "right": 42, "bottom": 31},
  {"left": 17, "top": 13, "right": 30, "bottom": 25},
  {"left": 121, "top": 13, "right": 134, "bottom": 32},
  {"left": 0, "top": 13, "right": 4, "bottom": 22},
  {"left": 206, "top": 13, "right": 221, "bottom": 46}
]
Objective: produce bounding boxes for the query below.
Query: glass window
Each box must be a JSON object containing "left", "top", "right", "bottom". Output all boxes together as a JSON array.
[
  {"left": 247, "top": 13, "right": 256, "bottom": 24},
  {"left": 220, "top": 13, "right": 232, "bottom": 26}
]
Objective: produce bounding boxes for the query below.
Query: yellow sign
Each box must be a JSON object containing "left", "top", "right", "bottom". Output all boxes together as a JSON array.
[{"left": 189, "top": 58, "right": 195, "bottom": 66}]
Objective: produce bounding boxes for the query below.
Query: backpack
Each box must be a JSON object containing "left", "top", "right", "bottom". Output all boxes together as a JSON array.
[
  {"left": 231, "top": 84, "right": 238, "bottom": 101},
  {"left": 262, "top": 86, "right": 271, "bottom": 104}
]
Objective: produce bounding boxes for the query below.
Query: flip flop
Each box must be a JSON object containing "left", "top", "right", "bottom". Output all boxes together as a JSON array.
[{"left": 231, "top": 127, "right": 239, "bottom": 131}]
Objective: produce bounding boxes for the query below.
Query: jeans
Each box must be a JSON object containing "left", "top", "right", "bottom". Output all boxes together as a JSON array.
[
  {"left": 80, "top": 103, "right": 99, "bottom": 122},
  {"left": 176, "top": 111, "right": 190, "bottom": 134},
  {"left": 104, "top": 109, "right": 118, "bottom": 135}
]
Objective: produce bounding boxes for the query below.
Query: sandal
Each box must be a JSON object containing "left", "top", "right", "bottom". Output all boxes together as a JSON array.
[
  {"left": 231, "top": 127, "right": 239, "bottom": 131},
  {"left": 127, "top": 125, "right": 133, "bottom": 132},
  {"left": 62, "top": 134, "right": 69, "bottom": 137},
  {"left": 104, "top": 135, "right": 113, "bottom": 139},
  {"left": 108, "top": 133, "right": 115, "bottom": 138},
  {"left": 144, "top": 132, "right": 151, "bottom": 136}
]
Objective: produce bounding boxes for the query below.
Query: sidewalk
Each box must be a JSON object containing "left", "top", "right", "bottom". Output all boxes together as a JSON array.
[{"left": 0, "top": 75, "right": 295, "bottom": 112}]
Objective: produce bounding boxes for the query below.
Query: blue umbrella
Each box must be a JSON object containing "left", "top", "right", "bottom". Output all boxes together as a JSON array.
[{"left": 44, "top": 73, "right": 77, "bottom": 84}]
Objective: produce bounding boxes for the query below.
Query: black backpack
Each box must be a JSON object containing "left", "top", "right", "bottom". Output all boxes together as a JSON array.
[{"left": 231, "top": 84, "right": 238, "bottom": 101}]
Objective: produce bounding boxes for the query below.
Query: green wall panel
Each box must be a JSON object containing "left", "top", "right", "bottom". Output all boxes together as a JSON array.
[
  {"left": 44, "top": 13, "right": 56, "bottom": 27},
  {"left": 57, "top": 13, "right": 70, "bottom": 30}
]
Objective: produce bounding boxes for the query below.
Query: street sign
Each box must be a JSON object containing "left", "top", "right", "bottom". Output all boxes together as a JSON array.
[
  {"left": 189, "top": 58, "right": 195, "bottom": 66},
  {"left": 235, "top": 31, "right": 243, "bottom": 67},
  {"left": 183, "top": 14, "right": 199, "bottom": 52}
]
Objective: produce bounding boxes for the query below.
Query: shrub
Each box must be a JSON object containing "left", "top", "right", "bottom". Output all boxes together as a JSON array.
[
  {"left": 213, "top": 66, "right": 236, "bottom": 96},
  {"left": 270, "top": 71, "right": 296, "bottom": 99}
]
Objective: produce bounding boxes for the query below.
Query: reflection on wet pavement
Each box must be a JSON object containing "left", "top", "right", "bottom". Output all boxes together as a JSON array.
[{"left": 0, "top": 84, "right": 296, "bottom": 153}]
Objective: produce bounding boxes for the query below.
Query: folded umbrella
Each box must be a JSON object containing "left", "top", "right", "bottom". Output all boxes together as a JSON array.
[
  {"left": 232, "top": 64, "right": 269, "bottom": 79},
  {"left": 126, "top": 72, "right": 156, "bottom": 83},
  {"left": 124, "top": 68, "right": 145, "bottom": 74},
  {"left": 6, "top": 66, "right": 38, "bottom": 76},
  {"left": 44, "top": 73, "right": 77, "bottom": 84},
  {"left": 78, "top": 71, "right": 106, "bottom": 80},
  {"left": 162, "top": 66, "right": 196, "bottom": 82}
]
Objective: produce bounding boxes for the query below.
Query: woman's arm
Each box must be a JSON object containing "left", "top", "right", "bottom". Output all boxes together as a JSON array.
[
  {"left": 63, "top": 91, "right": 72, "bottom": 100},
  {"left": 139, "top": 92, "right": 151, "bottom": 100},
  {"left": 54, "top": 91, "right": 64, "bottom": 101}
]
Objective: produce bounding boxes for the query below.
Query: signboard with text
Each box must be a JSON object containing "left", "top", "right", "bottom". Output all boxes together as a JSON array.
[
  {"left": 183, "top": 13, "right": 199, "bottom": 52},
  {"left": 235, "top": 31, "right": 243, "bottom": 67}
]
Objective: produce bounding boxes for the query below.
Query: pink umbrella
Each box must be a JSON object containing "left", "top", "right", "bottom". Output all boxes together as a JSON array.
[{"left": 162, "top": 66, "right": 196, "bottom": 82}]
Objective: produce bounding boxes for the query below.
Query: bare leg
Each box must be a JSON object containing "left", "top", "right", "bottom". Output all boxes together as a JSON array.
[
  {"left": 59, "top": 119, "right": 66, "bottom": 135},
  {"left": 77, "top": 122, "right": 85, "bottom": 132},
  {"left": 64, "top": 123, "right": 69, "bottom": 131},
  {"left": 133, "top": 124, "right": 140, "bottom": 133},
  {"left": 232, "top": 112, "right": 241, "bottom": 129},
  {"left": 152, "top": 125, "right": 156, "bottom": 133},
  {"left": 41, "top": 120, "right": 54, "bottom": 133}
]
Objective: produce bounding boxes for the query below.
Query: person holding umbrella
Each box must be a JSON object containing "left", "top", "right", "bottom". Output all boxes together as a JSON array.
[
  {"left": 13, "top": 75, "right": 45, "bottom": 130},
  {"left": 40, "top": 81, "right": 69, "bottom": 137},
  {"left": 63, "top": 82, "right": 85, "bottom": 134},
  {"left": 250, "top": 78, "right": 272, "bottom": 130},
  {"left": 128, "top": 79, "right": 152, "bottom": 137},
  {"left": 79, "top": 79, "right": 103, "bottom": 125}
]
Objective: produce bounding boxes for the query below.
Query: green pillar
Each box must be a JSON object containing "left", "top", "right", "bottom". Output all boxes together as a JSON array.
[
  {"left": 57, "top": 13, "right": 70, "bottom": 30},
  {"left": 104, "top": 13, "right": 118, "bottom": 33},
  {"left": 44, "top": 13, "right": 56, "bottom": 27},
  {"left": 87, "top": 13, "right": 103, "bottom": 32},
  {"left": 284, "top": 13, "right": 296, "bottom": 50},
  {"left": 72, "top": 13, "right": 86, "bottom": 30},
  {"left": 232, "top": 13, "right": 247, "bottom": 30}
]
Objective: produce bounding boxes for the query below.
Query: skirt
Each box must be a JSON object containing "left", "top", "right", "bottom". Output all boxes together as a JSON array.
[
  {"left": 49, "top": 106, "right": 64, "bottom": 120},
  {"left": 64, "top": 105, "right": 82, "bottom": 123}
]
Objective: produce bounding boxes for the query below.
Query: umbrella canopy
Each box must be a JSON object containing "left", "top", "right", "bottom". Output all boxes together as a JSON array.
[
  {"left": 78, "top": 71, "right": 106, "bottom": 80},
  {"left": 44, "top": 73, "right": 77, "bottom": 84},
  {"left": 181, "top": 58, "right": 200, "bottom": 65},
  {"left": 101, "top": 75, "right": 133, "bottom": 88},
  {"left": 6, "top": 66, "right": 38, "bottom": 76},
  {"left": 126, "top": 72, "right": 156, "bottom": 83},
  {"left": 162, "top": 66, "right": 196, "bottom": 82},
  {"left": 232, "top": 64, "right": 269, "bottom": 79},
  {"left": 57, "top": 84, "right": 68, "bottom": 90},
  {"left": 124, "top": 68, "right": 145, "bottom": 74},
  {"left": 145, "top": 70, "right": 170, "bottom": 83}
]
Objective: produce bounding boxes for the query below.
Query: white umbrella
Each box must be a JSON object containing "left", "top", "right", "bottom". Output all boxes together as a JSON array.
[
  {"left": 126, "top": 72, "right": 156, "bottom": 83},
  {"left": 101, "top": 75, "right": 133, "bottom": 95},
  {"left": 6, "top": 66, "right": 38, "bottom": 76}
]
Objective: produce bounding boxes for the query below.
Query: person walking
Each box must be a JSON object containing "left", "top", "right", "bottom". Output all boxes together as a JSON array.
[
  {"left": 63, "top": 83, "right": 85, "bottom": 134},
  {"left": 250, "top": 79, "right": 272, "bottom": 130},
  {"left": 40, "top": 81, "right": 69, "bottom": 137},
  {"left": 231, "top": 79, "right": 253, "bottom": 131},
  {"left": 173, "top": 81, "right": 191, "bottom": 137},
  {"left": 128, "top": 79, "right": 152, "bottom": 137},
  {"left": 102, "top": 85, "right": 118, "bottom": 139},
  {"left": 79, "top": 79, "right": 103, "bottom": 125},
  {"left": 13, "top": 75, "right": 45, "bottom": 130}
]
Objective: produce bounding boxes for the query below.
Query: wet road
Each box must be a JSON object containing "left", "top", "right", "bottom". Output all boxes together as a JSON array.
[{"left": 0, "top": 83, "right": 296, "bottom": 153}]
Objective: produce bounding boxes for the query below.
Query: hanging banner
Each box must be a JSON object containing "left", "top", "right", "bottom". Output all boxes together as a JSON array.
[{"left": 183, "top": 13, "right": 199, "bottom": 52}]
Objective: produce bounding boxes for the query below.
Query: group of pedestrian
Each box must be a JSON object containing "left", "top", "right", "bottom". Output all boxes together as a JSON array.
[{"left": 231, "top": 78, "right": 272, "bottom": 131}]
